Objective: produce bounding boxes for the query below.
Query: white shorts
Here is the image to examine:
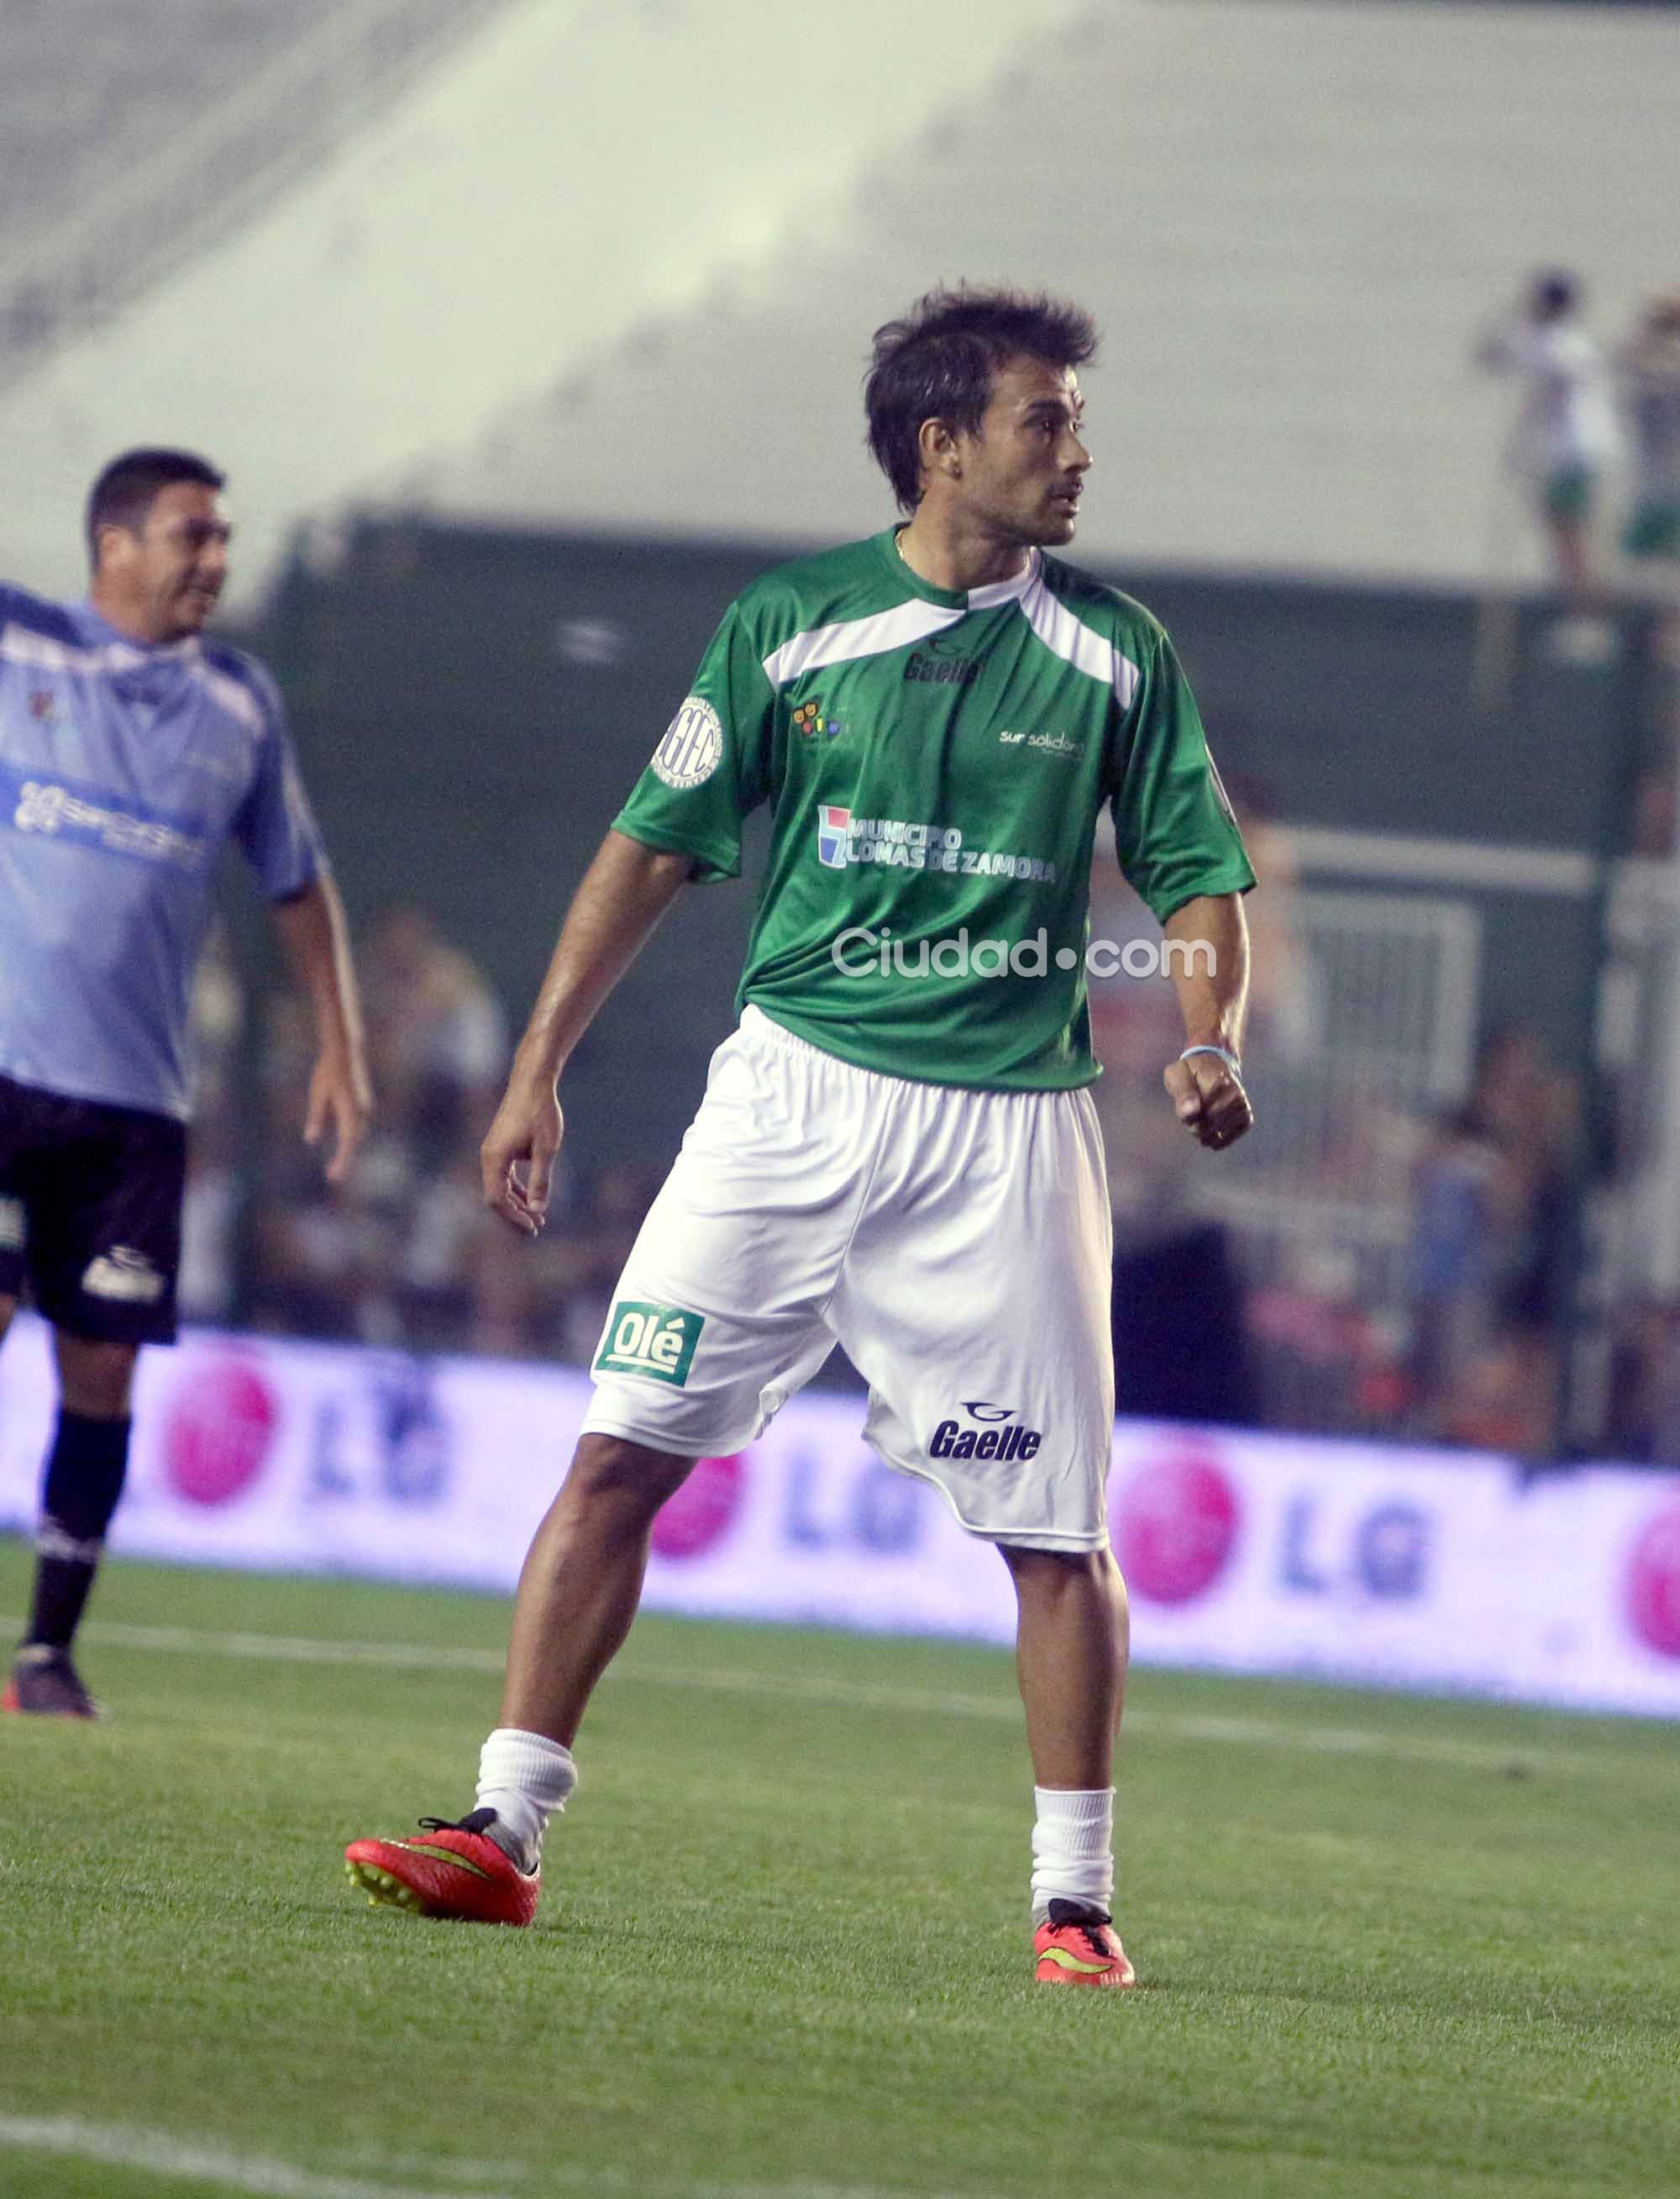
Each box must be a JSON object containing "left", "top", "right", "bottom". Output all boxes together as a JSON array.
[{"left": 582, "top": 1008, "right": 1116, "bottom": 1551}]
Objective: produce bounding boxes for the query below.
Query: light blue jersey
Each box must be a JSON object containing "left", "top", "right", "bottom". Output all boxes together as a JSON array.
[{"left": 0, "top": 585, "right": 324, "bottom": 1120}]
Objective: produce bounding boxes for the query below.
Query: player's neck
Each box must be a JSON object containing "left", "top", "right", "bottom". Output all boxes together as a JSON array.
[
  {"left": 895, "top": 514, "right": 1031, "bottom": 596},
  {"left": 86, "top": 580, "right": 174, "bottom": 647}
]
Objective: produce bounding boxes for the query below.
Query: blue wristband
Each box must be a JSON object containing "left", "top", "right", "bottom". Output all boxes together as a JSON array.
[{"left": 1179, "top": 1043, "right": 1241, "bottom": 1075}]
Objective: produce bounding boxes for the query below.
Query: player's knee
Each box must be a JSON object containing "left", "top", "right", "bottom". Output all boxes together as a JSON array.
[
  {"left": 53, "top": 1330, "right": 140, "bottom": 1419},
  {"left": 1000, "top": 1541, "right": 1120, "bottom": 1600},
  {"left": 564, "top": 1431, "right": 694, "bottom": 1520}
]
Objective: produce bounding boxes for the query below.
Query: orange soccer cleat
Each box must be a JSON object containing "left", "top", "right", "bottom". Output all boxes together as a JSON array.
[
  {"left": 3, "top": 1645, "right": 103, "bottom": 1719},
  {"left": 1033, "top": 1900, "right": 1137, "bottom": 1988},
  {"left": 344, "top": 1809, "right": 539, "bottom": 1927}
]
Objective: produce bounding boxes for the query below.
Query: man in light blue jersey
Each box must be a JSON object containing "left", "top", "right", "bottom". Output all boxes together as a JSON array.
[
  {"left": 347, "top": 290, "right": 1253, "bottom": 1984},
  {"left": 1, "top": 447, "right": 371, "bottom": 1718}
]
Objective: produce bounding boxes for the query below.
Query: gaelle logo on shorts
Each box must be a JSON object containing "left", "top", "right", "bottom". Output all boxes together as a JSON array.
[
  {"left": 163, "top": 1356, "right": 279, "bottom": 1507},
  {"left": 929, "top": 1401, "right": 1042, "bottom": 1462},
  {"left": 1114, "top": 1449, "right": 1242, "bottom": 1606},
  {"left": 649, "top": 1452, "right": 748, "bottom": 1561},
  {"left": 594, "top": 1300, "right": 706, "bottom": 1388},
  {"left": 1625, "top": 1501, "right": 1680, "bottom": 1660},
  {"left": 81, "top": 1244, "right": 165, "bottom": 1304}
]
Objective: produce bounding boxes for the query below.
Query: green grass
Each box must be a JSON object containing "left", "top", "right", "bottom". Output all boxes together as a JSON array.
[{"left": 2, "top": 1540, "right": 1677, "bottom": 2199}]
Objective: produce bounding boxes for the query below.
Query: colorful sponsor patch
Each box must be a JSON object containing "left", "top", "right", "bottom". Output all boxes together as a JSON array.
[
  {"left": 816, "top": 805, "right": 852, "bottom": 869},
  {"left": 791, "top": 699, "right": 848, "bottom": 741},
  {"left": 594, "top": 1300, "right": 705, "bottom": 1387}
]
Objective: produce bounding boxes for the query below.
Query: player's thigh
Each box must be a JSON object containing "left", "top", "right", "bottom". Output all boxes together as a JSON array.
[
  {"left": 833, "top": 1086, "right": 1115, "bottom": 1550},
  {"left": 29, "top": 1099, "right": 186, "bottom": 1348},
  {"left": 582, "top": 1026, "right": 853, "bottom": 1454}
]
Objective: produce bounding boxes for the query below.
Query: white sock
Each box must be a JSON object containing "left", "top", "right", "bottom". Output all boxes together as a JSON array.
[
  {"left": 474, "top": 1728, "right": 577, "bottom": 1873},
  {"left": 1031, "top": 1786, "right": 1115, "bottom": 1925}
]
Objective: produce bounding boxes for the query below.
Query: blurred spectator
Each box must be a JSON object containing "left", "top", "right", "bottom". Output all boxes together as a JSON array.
[
  {"left": 239, "top": 900, "right": 686, "bottom": 1366},
  {"left": 1087, "top": 780, "right": 1315, "bottom": 1425},
  {"left": 247, "top": 904, "right": 512, "bottom": 1349},
  {"left": 1246, "top": 1246, "right": 1399, "bottom": 1437},
  {"left": 360, "top": 903, "right": 508, "bottom": 1171},
  {"left": 1476, "top": 270, "right": 1620, "bottom": 645},
  {"left": 1617, "top": 290, "right": 1680, "bottom": 581},
  {"left": 1407, "top": 1026, "right": 1578, "bottom": 1454},
  {"left": 178, "top": 920, "right": 247, "bottom": 1327},
  {"left": 1607, "top": 1299, "right": 1680, "bottom": 1464},
  {"left": 1617, "top": 291, "right": 1680, "bottom": 798}
]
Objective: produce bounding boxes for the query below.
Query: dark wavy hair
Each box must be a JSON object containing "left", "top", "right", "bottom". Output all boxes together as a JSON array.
[
  {"left": 864, "top": 286, "right": 1098, "bottom": 512},
  {"left": 86, "top": 447, "right": 224, "bottom": 564}
]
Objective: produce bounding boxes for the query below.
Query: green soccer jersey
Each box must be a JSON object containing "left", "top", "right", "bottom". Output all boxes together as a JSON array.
[{"left": 612, "top": 528, "right": 1254, "bottom": 1090}]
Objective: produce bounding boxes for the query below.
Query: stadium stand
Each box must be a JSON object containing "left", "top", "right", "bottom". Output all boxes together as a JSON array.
[
  {"left": 0, "top": 0, "right": 513, "bottom": 386},
  {"left": 422, "top": 0, "right": 1680, "bottom": 587}
]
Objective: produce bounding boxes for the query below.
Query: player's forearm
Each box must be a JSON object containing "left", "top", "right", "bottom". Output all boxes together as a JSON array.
[
  {"left": 511, "top": 829, "right": 693, "bottom": 1084},
  {"left": 270, "top": 873, "right": 368, "bottom": 1068},
  {"left": 1163, "top": 892, "right": 1249, "bottom": 1058}
]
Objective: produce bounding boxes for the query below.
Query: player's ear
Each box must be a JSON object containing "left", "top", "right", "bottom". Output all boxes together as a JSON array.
[
  {"left": 916, "top": 415, "right": 963, "bottom": 486},
  {"left": 93, "top": 523, "right": 134, "bottom": 577}
]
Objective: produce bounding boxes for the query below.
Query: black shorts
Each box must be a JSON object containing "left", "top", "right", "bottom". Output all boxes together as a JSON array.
[{"left": 0, "top": 1073, "right": 186, "bottom": 1346}]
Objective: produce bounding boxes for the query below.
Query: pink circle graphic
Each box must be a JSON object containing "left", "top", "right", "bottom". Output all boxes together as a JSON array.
[
  {"left": 649, "top": 1451, "right": 747, "bottom": 1561},
  {"left": 1625, "top": 1503, "right": 1680, "bottom": 1661},
  {"left": 1115, "top": 1451, "right": 1242, "bottom": 1606},
  {"left": 163, "top": 1357, "right": 279, "bottom": 1507}
]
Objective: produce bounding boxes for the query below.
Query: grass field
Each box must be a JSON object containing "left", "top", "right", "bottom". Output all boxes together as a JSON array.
[{"left": 2, "top": 1540, "right": 1677, "bottom": 2199}]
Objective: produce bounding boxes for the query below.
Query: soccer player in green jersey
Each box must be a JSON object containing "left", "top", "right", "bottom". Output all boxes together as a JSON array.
[{"left": 347, "top": 287, "right": 1255, "bottom": 1983}]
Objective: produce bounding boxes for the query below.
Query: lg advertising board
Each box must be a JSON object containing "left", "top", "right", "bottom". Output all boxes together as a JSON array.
[{"left": 0, "top": 1315, "right": 1675, "bottom": 1717}]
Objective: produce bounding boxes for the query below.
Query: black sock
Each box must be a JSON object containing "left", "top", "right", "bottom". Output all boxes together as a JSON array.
[{"left": 24, "top": 1410, "right": 132, "bottom": 1653}]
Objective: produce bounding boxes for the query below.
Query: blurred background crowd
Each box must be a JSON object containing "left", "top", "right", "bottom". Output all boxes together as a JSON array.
[{"left": 7, "top": 0, "right": 1680, "bottom": 1466}]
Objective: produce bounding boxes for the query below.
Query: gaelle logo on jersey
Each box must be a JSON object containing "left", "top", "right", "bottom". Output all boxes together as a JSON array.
[
  {"left": 929, "top": 1401, "right": 1042, "bottom": 1462},
  {"left": 903, "top": 648, "right": 979, "bottom": 686}
]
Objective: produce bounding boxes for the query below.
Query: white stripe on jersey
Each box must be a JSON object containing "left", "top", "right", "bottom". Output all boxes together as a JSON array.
[
  {"left": 192, "top": 662, "right": 265, "bottom": 737},
  {"left": 3, "top": 622, "right": 266, "bottom": 739},
  {"left": 1020, "top": 578, "right": 1140, "bottom": 708},
  {"left": 762, "top": 599, "right": 963, "bottom": 688},
  {"left": 0, "top": 625, "right": 146, "bottom": 677}
]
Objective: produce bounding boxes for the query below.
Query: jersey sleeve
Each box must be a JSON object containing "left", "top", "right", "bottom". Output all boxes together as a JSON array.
[
  {"left": 611, "top": 603, "right": 776, "bottom": 882},
  {"left": 1107, "top": 628, "right": 1255, "bottom": 923},
  {"left": 230, "top": 664, "right": 328, "bottom": 900}
]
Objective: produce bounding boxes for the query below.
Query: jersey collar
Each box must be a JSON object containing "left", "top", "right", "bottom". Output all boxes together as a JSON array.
[{"left": 879, "top": 528, "right": 1042, "bottom": 611}]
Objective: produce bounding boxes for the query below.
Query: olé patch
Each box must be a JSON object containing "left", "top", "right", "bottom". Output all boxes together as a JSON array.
[{"left": 594, "top": 1300, "right": 705, "bottom": 1387}]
